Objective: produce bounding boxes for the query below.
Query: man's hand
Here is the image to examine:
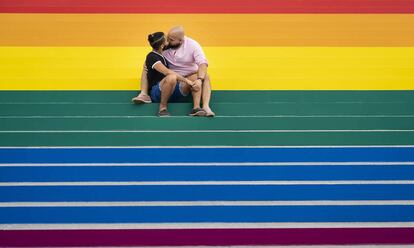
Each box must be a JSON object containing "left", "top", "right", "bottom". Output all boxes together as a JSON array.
[{"left": 192, "top": 79, "right": 202, "bottom": 92}]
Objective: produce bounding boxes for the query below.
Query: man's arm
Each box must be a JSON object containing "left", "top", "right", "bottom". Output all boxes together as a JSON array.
[
  {"left": 193, "top": 40, "right": 209, "bottom": 83},
  {"left": 197, "top": 63, "right": 208, "bottom": 82}
]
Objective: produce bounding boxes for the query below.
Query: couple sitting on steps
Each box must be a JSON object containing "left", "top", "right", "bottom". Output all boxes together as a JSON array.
[{"left": 132, "top": 26, "right": 215, "bottom": 117}]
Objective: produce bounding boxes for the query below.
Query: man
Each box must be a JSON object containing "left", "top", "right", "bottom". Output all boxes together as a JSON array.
[{"left": 132, "top": 26, "right": 215, "bottom": 117}]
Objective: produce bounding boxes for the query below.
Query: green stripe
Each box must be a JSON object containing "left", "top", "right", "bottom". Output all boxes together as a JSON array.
[
  {"left": 1, "top": 132, "right": 413, "bottom": 146},
  {"left": 1, "top": 90, "right": 414, "bottom": 103},
  {"left": 1, "top": 102, "right": 413, "bottom": 116},
  {"left": 1, "top": 117, "right": 413, "bottom": 131},
  {"left": 1, "top": 90, "right": 412, "bottom": 147}
]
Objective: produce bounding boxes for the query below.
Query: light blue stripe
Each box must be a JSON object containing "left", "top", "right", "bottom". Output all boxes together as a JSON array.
[
  {"left": 0, "top": 147, "right": 413, "bottom": 163},
  {"left": 1, "top": 165, "right": 414, "bottom": 182},
  {"left": 1, "top": 185, "right": 414, "bottom": 201},
  {"left": 1, "top": 205, "right": 414, "bottom": 223}
]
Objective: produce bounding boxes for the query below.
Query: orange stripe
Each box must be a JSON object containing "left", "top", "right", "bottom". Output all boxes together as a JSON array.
[{"left": 1, "top": 14, "right": 414, "bottom": 46}]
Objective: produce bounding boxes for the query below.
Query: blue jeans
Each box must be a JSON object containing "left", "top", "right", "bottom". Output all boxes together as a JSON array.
[{"left": 150, "top": 81, "right": 189, "bottom": 103}]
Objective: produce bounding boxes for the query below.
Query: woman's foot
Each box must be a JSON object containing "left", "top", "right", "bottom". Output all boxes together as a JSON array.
[{"left": 132, "top": 93, "right": 152, "bottom": 104}]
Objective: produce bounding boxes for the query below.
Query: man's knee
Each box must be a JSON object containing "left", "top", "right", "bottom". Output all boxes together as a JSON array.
[{"left": 165, "top": 74, "right": 177, "bottom": 84}]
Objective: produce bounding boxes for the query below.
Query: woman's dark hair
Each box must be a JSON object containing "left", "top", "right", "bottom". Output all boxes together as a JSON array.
[{"left": 148, "top": 32, "right": 165, "bottom": 50}]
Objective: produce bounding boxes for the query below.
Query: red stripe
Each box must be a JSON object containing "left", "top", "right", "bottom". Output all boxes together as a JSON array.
[
  {"left": 1, "top": 228, "right": 414, "bottom": 246},
  {"left": 1, "top": 0, "right": 414, "bottom": 13}
]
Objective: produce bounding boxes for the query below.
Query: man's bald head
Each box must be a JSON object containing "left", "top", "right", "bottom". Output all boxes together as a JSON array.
[
  {"left": 167, "top": 26, "right": 185, "bottom": 49},
  {"left": 168, "top": 26, "right": 185, "bottom": 39}
]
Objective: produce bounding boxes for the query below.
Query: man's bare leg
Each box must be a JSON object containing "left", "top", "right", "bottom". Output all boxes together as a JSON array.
[
  {"left": 201, "top": 74, "right": 214, "bottom": 116},
  {"left": 184, "top": 74, "right": 202, "bottom": 110}
]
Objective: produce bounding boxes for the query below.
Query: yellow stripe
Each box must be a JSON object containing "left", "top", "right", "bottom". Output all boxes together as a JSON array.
[
  {"left": 1, "top": 14, "right": 414, "bottom": 46},
  {"left": 1, "top": 47, "right": 413, "bottom": 90}
]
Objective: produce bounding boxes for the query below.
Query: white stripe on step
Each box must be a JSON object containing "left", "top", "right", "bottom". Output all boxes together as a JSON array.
[
  {"left": 1, "top": 162, "right": 414, "bottom": 167},
  {"left": 1, "top": 115, "right": 414, "bottom": 118},
  {"left": 1, "top": 200, "right": 414, "bottom": 207},
  {"left": 1, "top": 145, "right": 413, "bottom": 148},
  {"left": 1, "top": 129, "right": 414, "bottom": 133},
  {"left": 2, "top": 222, "right": 414, "bottom": 230},
  {"left": 1, "top": 180, "right": 414, "bottom": 186}
]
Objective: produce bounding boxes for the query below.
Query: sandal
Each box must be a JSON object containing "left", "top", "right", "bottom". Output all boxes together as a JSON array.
[
  {"left": 158, "top": 109, "right": 171, "bottom": 117},
  {"left": 189, "top": 108, "right": 206, "bottom": 117}
]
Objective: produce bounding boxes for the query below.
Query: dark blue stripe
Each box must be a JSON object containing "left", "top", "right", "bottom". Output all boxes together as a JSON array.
[
  {"left": 0, "top": 147, "right": 413, "bottom": 163},
  {"left": 1, "top": 185, "right": 413, "bottom": 201},
  {"left": 2, "top": 165, "right": 414, "bottom": 182},
  {"left": 1, "top": 205, "right": 413, "bottom": 224}
]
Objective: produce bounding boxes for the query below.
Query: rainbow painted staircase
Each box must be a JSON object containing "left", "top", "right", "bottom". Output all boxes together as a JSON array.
[{"left": 1, "top": 1, "right": 414, "bottom": 247}]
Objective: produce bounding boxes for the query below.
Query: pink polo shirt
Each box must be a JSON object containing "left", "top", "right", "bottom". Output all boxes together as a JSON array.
[{"left": 162, "top": 36, "right": 208, "bottom": 77}]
